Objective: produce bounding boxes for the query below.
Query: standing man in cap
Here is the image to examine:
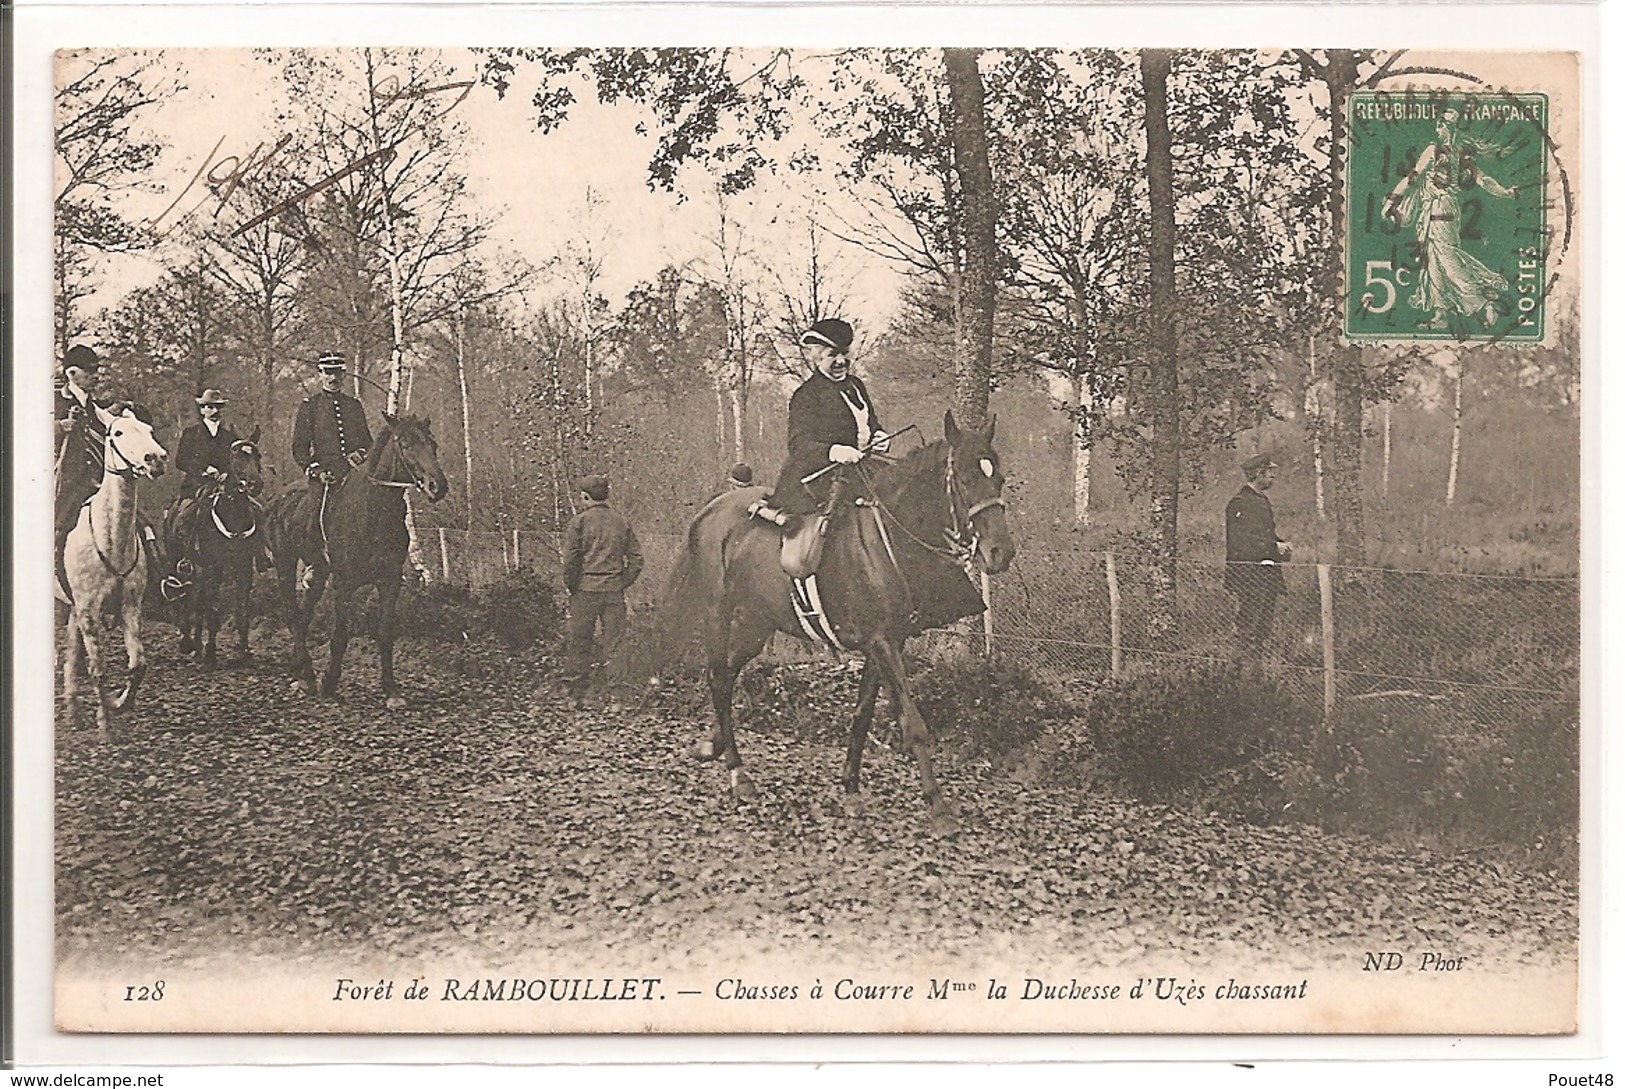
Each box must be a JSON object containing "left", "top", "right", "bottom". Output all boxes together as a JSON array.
[
  {"left": 54, "top": 344, "right": 113, "bottom": 578},
  {"left": 1225, "top": 452, "right": 1293, "bottom": 652},
  {"left": 561, "top": 473, "right": 644, "bottom": 711},
  {"left": 292, "top": 351, "right": 373, "bottom": 543}
]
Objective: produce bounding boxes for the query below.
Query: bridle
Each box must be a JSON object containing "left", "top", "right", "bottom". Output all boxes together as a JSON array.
[
  {"left": 858, "top": 443, "right": 1005, "bottom": 572},
  {"left": 206, "top": 440, "right": 262, "bottom": 540},
  {"left": 366, "top": 426, "right": 434, "bottom": 494}
]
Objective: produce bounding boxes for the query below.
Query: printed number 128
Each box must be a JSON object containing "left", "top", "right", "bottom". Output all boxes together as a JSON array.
[{"left": 124, "top": 981, "right": 165, "bottom": 1001}]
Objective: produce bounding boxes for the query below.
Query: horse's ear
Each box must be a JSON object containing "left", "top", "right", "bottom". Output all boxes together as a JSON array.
[
  {"left": 944, "top": 409, "right": 961, "bottom": 445},
  {"left": 94, "top": 403, "right": 118, "bottom": 428},
  {"left": 384, "top": 412, "right": 399, "bottom": 427},
  {"left": 249, "top": 424, "right": 262, "bottom": 445}
]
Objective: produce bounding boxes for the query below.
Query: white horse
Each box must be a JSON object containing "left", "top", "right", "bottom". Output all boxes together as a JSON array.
[{"left": 56, "top": 404, "right": 168, "bottom": 739}]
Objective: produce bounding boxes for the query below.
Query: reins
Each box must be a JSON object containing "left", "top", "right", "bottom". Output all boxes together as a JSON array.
[
  {"left": 856, "top": 443, "right": 1004, "bottom": 573},
  {"left": 366, "top": 427, "right": 430, "bottom": 492}
]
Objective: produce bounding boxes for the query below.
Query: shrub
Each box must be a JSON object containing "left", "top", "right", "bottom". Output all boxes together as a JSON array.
[
  {"left": 1084, "top": 662, "right": 1321, "bottom": 822},
  {"left": 394, "top": 579, "right": 482, "bottom": 640},
  {"left": 475, "top": 570, "right": 562, "bottom": 651},
  {"left": 911, "top": 656, "right": 1072, "bottom": 765}
]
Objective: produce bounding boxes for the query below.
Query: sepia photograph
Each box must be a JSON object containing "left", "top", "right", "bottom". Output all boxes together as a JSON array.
[{"left": 19, "top": 19, "right": 1590, "bottom": 1043}]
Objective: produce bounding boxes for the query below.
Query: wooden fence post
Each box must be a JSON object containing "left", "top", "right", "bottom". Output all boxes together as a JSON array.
[
  {"left": 513, "top": 528, "right": 521, "bottom": 572},
  {"left": 1105, "top": 551, "right": 1122, "bottom": 680},
  {"left": 438, "top": 527, "right": 450, "bottom": 584},
  {"left": 1318, "top": 563, "right": 1336, "bottom": 725}
]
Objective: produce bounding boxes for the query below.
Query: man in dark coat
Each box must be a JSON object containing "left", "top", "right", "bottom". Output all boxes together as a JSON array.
[
  {"left": 763, "top": 318, "right": 891, "bottom": 519},
  {"left": 54, "top": 344, "right": 112, "bottom": 576},
  {"left": 1225, "top": 452, "right": 1293, "bottom": 649},
  {"left": 561, "top": 474, "right": 644, "bottom": 710},
  {"left": 291, "top": 352, "right": 373, "bottom": 544},
  {"left": 175, "top": 388, "right": 241, "bottom": 497}
]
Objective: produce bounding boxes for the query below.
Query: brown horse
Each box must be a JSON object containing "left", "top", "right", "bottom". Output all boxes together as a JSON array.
[
  {"left": 667, "top": 410, "right": 1015, "bottom": 829},
  {"left": 167, "top": 428, "right": 265, "bottom": 667},
  {"left": 265, "top": 414, "right": 447, "bottom": 705}
]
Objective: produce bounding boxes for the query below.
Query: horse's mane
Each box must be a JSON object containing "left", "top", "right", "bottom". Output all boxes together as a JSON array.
[{"left": 866, "top": 439, "right": 947, "bottom": 507}]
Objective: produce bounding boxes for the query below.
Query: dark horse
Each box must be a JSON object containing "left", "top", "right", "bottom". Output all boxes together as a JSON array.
[
  {"left": 667, "top": 410, "right": 1015, "bottom": 828},
  {"left": 265, "top": 414, "right": 447, "bottom": 704},
  {"left": 167, "top": 428, "right": 265, "bottom": 667}
]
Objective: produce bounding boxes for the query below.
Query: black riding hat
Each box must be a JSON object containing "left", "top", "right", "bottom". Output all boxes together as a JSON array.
[
  {"left": 578, "top": 473, "right": 610, "bottom": 501},
  {"left": 800, "top": 318, "right": 853, "bottom": 355},
  {"left": 64, "top": 344, "right": 101, "bottom": 373}
]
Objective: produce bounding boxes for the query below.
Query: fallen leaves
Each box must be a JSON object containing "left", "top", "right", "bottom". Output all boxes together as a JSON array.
[{"left": 53, "top": 627, "right": 1579, "bottom": 975}]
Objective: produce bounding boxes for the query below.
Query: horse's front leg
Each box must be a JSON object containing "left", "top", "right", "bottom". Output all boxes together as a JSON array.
[
  {"left": 869, "top": 636, "right": 950, "bottom": 832},
  {"left": 200, "top": 574, "right": 221, "bottom": 668},
  {"left": 377, "top": 573, "right": 405, "bottom": 708},
  {"left": 841, "top": 656, "right": 885, "bottom": 809},
  {"left": 281, "top": 558, "right": 322, "bottom": 694},
  {"left": 76, "top": 597, "right": 114, "bottom": 742},
  {"left": 111, "top": 584, "right": 147, "bottom": 712},
  {"left": 62, "top": 609, "right": 87, "bottom": 729},
  {"left": 231, "top": 562, "right": 252, "bottom": 664},
  {"left": 319, "top": 581, "right": 354, "bottom": 698}
]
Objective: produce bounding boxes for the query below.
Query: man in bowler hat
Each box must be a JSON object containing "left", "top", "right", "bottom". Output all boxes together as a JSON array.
[
  {"left": 562, "top": 474, "right": 644, "bottom": 710},
  {"left": 54, "top": 344, "right": 112, "bottom": 578},
  {"left": 1225, "top": 452, "right": 1293, "bottom": 650}
]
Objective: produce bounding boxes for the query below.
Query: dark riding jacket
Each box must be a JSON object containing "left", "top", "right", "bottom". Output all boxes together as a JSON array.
[
  {"left": 769, "top": 371, "right": 883, "bottom": 515},
  {"left": 176, "top": 421, "right": 241, "bottom": 494},
  {"left": 563, "top": 502, "right": 644, "bottom": 595},
  {"left": 1224, "top": 484, "right": 1287, "bottom": 595},
  {"left": 293, "top": 388, "right": 372, "bottom": 477}
]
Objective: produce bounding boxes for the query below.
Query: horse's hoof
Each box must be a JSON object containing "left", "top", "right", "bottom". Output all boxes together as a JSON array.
[
  {"left": 731, "top": 769, "right": 758, "bottom": 802},
  {"left": 291, "top": 678, "right": 315, "bottom": 696},
  {"left": 385, "top": 694, "right": 407, "bottom": 710},
  {"left": 928, "top": 807, "right": 957, "bottom": 839},
  {"left": 842, "top": 793, "right": 867, "bottom": 819},
  {"left": 692, "top": 739, "right": 720, "bottom": 763}
]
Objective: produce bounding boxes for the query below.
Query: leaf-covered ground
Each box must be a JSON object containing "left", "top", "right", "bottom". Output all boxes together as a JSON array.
[{"left": 56, "top": 625, "right": 1577, "bottom": 979}]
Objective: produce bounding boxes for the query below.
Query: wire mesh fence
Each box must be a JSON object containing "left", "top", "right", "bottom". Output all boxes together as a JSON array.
[{"left": 416, "top": 524, "right": 1579, "bottom": 726}]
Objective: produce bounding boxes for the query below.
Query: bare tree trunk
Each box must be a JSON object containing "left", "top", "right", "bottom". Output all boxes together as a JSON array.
[
  {"left": 1382, "top": 401, "right": 1392, "bottom": 500},
  {"left": 1324, "top": 49, "right": 1367, "bottom": 563},
  {"left": 457, "top": 304, "right": 475, "bottom": 531},
  {"left": 365, "top": 51, "right": 428, "bottom": 580},
  {"left": 943, "top": 47, "right": 996, "bottom": 430},
  {"left": 1309, "top": 334, "right": 1327, "bottom": 519},
  {"left": 731, "top": 380, "right": 747, "bottom": 465},
  {"left": 1070, "top": 373, "right": 1092, "bottom": 529},
  {"left": 1141, "top": 47, "right": 1181, "bottom": 637},
  {"left": 715, "top": 381, "right": 728, "bottom": 465},
  {"left": 1446, "top": 365, "right": 1463, "bottom": 506}
]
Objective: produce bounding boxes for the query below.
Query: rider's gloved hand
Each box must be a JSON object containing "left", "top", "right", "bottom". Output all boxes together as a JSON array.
[
  {"left": 305, "top": 463, "right": 322, "bottom": 480},
  {"left": 869, "top": 430, "right": 891, "bottom": 455},
  {"left": 829, "top": 444, "right": 863, "bottom": 465},
  {"left": 347, "top": 449, "right": 368, "bottom": 468}
]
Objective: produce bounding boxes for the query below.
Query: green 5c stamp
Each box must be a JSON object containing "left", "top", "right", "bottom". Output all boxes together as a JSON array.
[{"left": 1345, "top": 90, "right": 1550, "bottom": 343}]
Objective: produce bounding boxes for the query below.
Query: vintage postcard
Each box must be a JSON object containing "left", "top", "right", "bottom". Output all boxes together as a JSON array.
[{"left": 33, "top": 34, "right": 1584, "bottom": 1040}]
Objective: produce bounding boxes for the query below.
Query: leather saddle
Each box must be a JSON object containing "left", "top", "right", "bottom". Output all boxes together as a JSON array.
[{"left": 749, "top": 499, "right": 829, "bottom": 580}]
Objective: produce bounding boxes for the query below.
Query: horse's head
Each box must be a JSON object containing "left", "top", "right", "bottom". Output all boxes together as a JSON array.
[
  {"left": 943, "top": 409, "right": 1015, "bottom": 574},
  {"left": 96, "top": 402, "right": 167, "bottom": 480},
  {"left": 381, "top": 413, "right": 448, "bottom": 502},
  {"left": 228, "top": 425, "right": 265, "bottom": 497}
]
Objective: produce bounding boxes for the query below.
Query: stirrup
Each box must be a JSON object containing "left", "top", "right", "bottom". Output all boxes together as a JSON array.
[
  {"left": 159, "top": 575, "right": 192, "bottom": 602},
  {"left": 175, "top": 557, "right": 195, "bottom": 578}
]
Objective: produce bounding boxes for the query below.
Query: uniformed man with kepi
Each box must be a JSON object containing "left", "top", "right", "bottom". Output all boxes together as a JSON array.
[
  {"left": 292, "top": 351, "right": 373, "bottom": 544},
  {"left": 561, "top": 474, "right": 644, "bottom": 711}
]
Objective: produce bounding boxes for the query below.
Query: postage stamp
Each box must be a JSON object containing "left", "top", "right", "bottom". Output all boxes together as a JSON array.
[{"left": 1345, "top": 89, "right": 1555, "bottom": 344}]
